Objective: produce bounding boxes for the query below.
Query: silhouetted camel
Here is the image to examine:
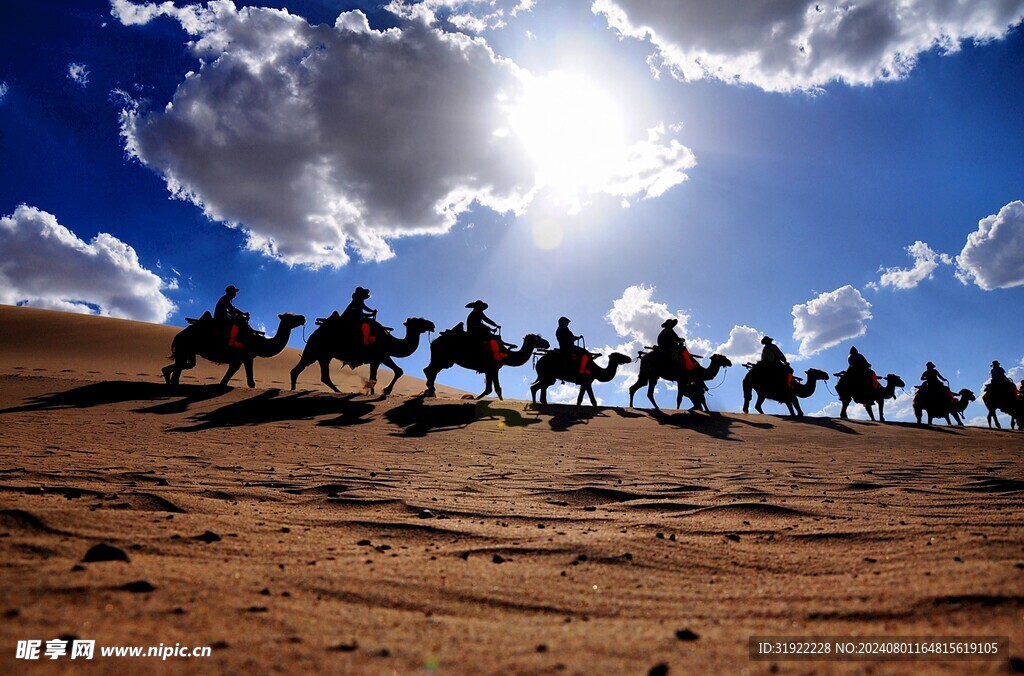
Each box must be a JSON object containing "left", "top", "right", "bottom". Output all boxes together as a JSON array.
[
  {"left": 981, "top": 381, "right": 1022, "bottom": 430},
  {"left": 835, "top": 372, "right": 905, "bottom": 422},
  {"left": 742, "top": 365, "right": 828, "bottom": 417},
  {"left": 290, "top": 317, "right": 434, "bottom": 396},
  {"left": 628, "top": 352, "right": 732, "bottom": 412},
  {"left": 913, "top": 386, "right": 975, "bottom": 426},
  {"left": 422, "top": 332, "right": 550, "bottom": 400},
  {"left": 530, "top": 352, "right": 632, "bottom": 406},
  {"left": 162, "top": 313, "right": 306, "bottom": 387}
]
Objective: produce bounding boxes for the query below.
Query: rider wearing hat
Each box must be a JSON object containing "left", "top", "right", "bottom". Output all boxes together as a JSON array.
[
  {"left": 990, "top": 360, "right": 1014, "bottom": 397},
  {"left": 657, "top": 318, "right": 682, "bottom": 352},
  {"left": 467, "top": 300, "right": 507, "bottom": 361},
  {"left": 847, "top": 346, "right": 877, "bottom": 389},
  {"left": 339, "top": 287, "right": 378, "bottom": 345},
  {"left": 214, "top": 285, "right": 249, "bottom": 349},
  {"left": 341, "top": 286, "right": 377, "bottom": 322},
  {"left": 760, "top": 336, "right": 788, "bottom": 365}
]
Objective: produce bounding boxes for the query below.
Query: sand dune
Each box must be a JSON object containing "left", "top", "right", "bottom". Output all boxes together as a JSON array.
[
  {"left": 0, "top": 306, "right": 1022, "bottom": 673},
  {"left": 0, "top": 305, "right": 462, "bottom": 397}
]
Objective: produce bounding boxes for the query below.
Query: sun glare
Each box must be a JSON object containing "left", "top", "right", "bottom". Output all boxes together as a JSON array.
[{"left": 511, "top": 71, "right": 628, "bottom": 200}]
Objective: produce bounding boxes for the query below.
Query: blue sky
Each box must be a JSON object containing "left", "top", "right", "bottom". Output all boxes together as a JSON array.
[{"left": 2, "top": 0, "right": 1023, "bottom": 421}]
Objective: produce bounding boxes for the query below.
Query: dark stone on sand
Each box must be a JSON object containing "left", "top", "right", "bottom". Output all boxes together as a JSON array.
[
  {"left": 70, "top": 564, "right": 85, "bottom": 572},
  {"left": 1009, "top": 656, "right": 1024, "bottom": 673},
  {"left": 120, "top": 580, "right": 156, "bottom": 593},
  {"left": 675, "top": 629, "right": 699, "bottom": 641},
  {"left": 281, "top": 527, "right": 291, "bottom": 533},
  {"left": 83, "top": 543, "right": 130, "bottom": 563},
  {"left": 357, "top": 539, "right": 371, "bottom": 546},
  {"left": 583, "top": 506, "right": 596, "bottom": 512},
  {"left": 259, "top": 588, "right": 271, "bottom": 595},
  {"left": 193, "top": 531, "right": 221, "bottom": 543},
  {"left": 247, "top": 606, "right": 268, "bottom": 613},
  {"left": 492, "top": 554, "right": 506, "bottom": 564},
  {"left": 724, "top": 534, "right": 741, "bottom": 542},
  {"left": 460, "top": 552, "right": 470, "bottom": 560},
  {"left": 648, "top": 663, "right": 669, "bottom": 676},
  {"left": 864, "top": 557, "right": 877, "bottom": 563},
  {"left": 378, "top": 648, "right": 391, "bottom": 657},
  {"left": 332, "top": 641, "right": 358, "bottom": 652},
  {"left": 656, "top": 532, "right": 665, "bottom": 539},
  {"left": 419, "top": 509, "right": 435, "bottom": 519},
  {"left": 623, "top": 553, "right": 633, "bottom": 560},
  {"left": 536, "top": 644, "right": 548, "bottom": 653},
  {"left": 4, "top": 609, "right": 19, "bottom": 618}
]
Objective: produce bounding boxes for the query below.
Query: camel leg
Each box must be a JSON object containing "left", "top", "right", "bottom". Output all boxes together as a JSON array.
[
  {"left": 380, "top": 357, "right": 403, "bottom": 396},
  {"left": 476, "top": 372, "right": 494, "bottom": 400},
  {"left": 876, "top": 401, "right": 885, "bottom": 422},
  {"left": 952, "top": 410, "right": 964, "bottom": 427},
  {"left": 162, "top": 363, "right": 176, "bottom": 385},
  {"left": 987, "top": 410, "right": 1000, "bottom": 429},
  {"left": 754, "top": 393, "right": 766, "bottom": 415},
  {"left": 244, "top": 360, "right": 255, "bottom": 388},
  {"left": 583, "top": 383, "right": 597, "bottom": 407},
  {"left": 530, "top": 382, "right": 540, "bottom": 403},
  {"left": 221, "top": 361, "right": 242, "bottom": 386},
  {"left": 865, "top": 403, "right": 876, "bottom": 422},
  {"left": 290, "top": 353, "right": 317, "bottom": 390},
  {"left": 628, "top": 377, "right": 646, "bottom": 407},
  {"left": 646, "top": 378, "right": 659, "bottom": 410},
  {"left": 742, "top": 383, "right": 753, "bottom": 414},
  {"left": 792, "top": 398, "right": 804, "bottom": 417},
  {"left": 839, "top": 398, "right": 849, "bottom": 419},
  {"left": 319, "top": 358, "right": 340, "bottom": 393},
  {"left": 493, "top": 371, "right": 503, "bottom": 401},
  {"left": 422, "top": 364, "right": 437, "bottom": 397}
]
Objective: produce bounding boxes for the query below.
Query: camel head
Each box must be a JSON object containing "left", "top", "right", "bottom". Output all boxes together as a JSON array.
[
  {"left": 278, "top": 313, "right": 306, "bottom": 330},
  {"left": 404, "top": 317, "right": 436, "bottom": 334},
  {"left": 805, "top": 368, "right": 829, "bottom": 382},
  {"left": 957, "top": 388, "right": 976, "bottom": 403},
  {"left": 709, "top": 354, "right": 733, "bottom": 368},
  {"left": 523, "top": 334, "right": 550, "bottom": 350},
  {"left": 885, "top": 374, "right": 905, "bottom": 388},
  {"left": 607, "top": 352, "right": 632, "bottom": 367}
]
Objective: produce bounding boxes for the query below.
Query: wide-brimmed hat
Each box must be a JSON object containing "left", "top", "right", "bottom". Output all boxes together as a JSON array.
[
  {"left": 761, "top": 336, "right": 773, "bottom": 345},
  {"left": 353, "top": 286, "right": 370, "bottom": 299},
  {"left": 558, "top": 316, "right": 570, "bottom": 325},
  {"left": 466, "top": 300, "right": 488, "bottom": 310},
  {"left": 225, "top": 285, "right": 240, "bottom": 293},
  {"left": 926, "top": 361, "right": 935, "bottom": 368},
  {"left": 992, "top": 360, "right": 1000, "bottom": 367},
  {"left": 661, "top": 318, "right": 678, "bottom": 329}
]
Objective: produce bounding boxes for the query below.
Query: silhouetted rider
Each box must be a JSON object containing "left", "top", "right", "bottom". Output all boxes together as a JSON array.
[
  {"left": 467, "top": 300, "right": 507, "bottom": 361},
  {"left": 657, "top": 318, "right": 682, "bottom": 351},
  {"left": 556, "top": 316, "right": 582, "bottom": 351},
  {"left": 920, "top": 361, "right": 948, "bottom": 389},
  {"left": 340, "top": 286, "right": 377, "bottom": 322},
  {"left": 760, "top": 336, "right": 793, "bottom": 388},
  {"left": 989, "top": 360, "right": 1014, "bottom": 396},
  {"left": 556, "top": 316, "right": 590, "bottom": 375},
  {"left": 847, "top": 346, "right": 877, "bottom": 389},
  {"left": 215, "top": 285, "right": 249, "bottom": 349},
  {"left": 215, "top": 285, "right": 248, "bottom": 321},
  {"left": 760, "top": 336, "right": 788, "bottom": 365}
]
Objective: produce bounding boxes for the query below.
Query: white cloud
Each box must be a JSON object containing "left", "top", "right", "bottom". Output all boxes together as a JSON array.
[
  {"left": 593, "top": 0, "right": 1024, "bottom": 92},
  {"left": 713, "top": 324, "right": 764, "bottom": 363},
  {"left": 0, "top": 82, "right": 8, "bottom": 101},
  {"left": 67, "top": 63, "right": 91, "bottom": 88},
  {"left": 792, "top": 285, "right": 872, "bottom": 357},
  {"left": 385, "top": 0, "right": 536, "bottom": 31},
  {"left": 114, "top": 1, "right": 692, "bottom": 267},
  {"left": 0, "top": 205, "right": 176, "bottom": 323},
  {"left": 955, "top": 200, "right": 1024, "bottom": 290},
  {"left": 869, "top": 240, "right": 951, "bottom": 290},
  {"left": 546, "top": 381, "right": 603, "bottom": 406}
]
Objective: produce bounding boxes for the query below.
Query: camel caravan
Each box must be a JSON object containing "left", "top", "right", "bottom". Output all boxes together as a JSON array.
[{"left": 162, "top": 286, "right": 1023, "bottom": 430}]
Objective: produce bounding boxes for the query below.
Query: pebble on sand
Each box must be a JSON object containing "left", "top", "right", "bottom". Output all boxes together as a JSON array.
[
  {"left": 120, "top": 580, "right": 156, "bottom": 593},
  {"left": 82, "top": 543, "right": 130, "bottom": 563},
  {"left": 193, "top": 531, "right": 222, "bottom": 543},
  {"left": 675, "top": 629, "right": 699, "bottom": 641}
]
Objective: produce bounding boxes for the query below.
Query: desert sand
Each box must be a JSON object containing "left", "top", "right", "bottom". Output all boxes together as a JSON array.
[{"left": 0, "top": 305, "right": 1021, "bottom": 674}]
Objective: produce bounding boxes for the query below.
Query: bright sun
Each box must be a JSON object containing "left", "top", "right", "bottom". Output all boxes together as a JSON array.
[{"left": 510, "top": 71, "right": 628, "bottom": 201}]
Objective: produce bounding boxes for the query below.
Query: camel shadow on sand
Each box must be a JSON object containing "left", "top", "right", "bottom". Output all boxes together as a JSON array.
[
  {"left": 643, "top": 409, "right": 774, "bottom": 441},
  {"left": 525, "top": 403, "right": 615, "bottom": 432},
  {"left": 0, "top": 380, "right": 230, "bottom": 416},
  {"left": 385, "top": 397, "right": 541, "bottom": 437},
  {"left": 172, "top": 389, "right": 377, "bottom": 432}
]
